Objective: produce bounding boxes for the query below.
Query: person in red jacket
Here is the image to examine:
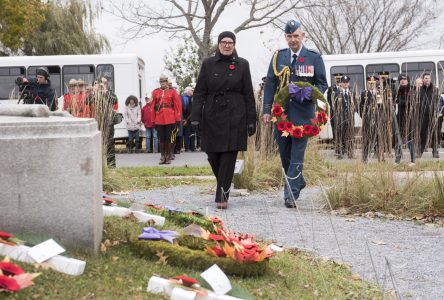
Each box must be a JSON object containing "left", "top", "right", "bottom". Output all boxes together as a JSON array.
[
  {"left": 141, "top": 96, "right": 158, "bottom": 153},
  {"left": 150, "top": 74, "right": 182, "bottom": 164}
]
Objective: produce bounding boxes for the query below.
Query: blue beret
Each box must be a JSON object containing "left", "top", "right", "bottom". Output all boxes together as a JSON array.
[{"left": 284, "top": 19, "right": 301, "bottom": 33}]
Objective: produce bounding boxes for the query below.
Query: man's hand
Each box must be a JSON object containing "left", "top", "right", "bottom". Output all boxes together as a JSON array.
[{"left": 262, "top": 114, "right": 271, "bottom": 124}]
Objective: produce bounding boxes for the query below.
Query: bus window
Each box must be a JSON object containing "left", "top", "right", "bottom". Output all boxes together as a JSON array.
[
  {"left": 402, "top": 62, "right": 436, "bottom": 83},
  {"left": 366, "top": 64, "right": 400, "bottom": 81},
  {"left": 28, "top": 66, "right": 62, "bottom": 97},
  {"left": 330, "top": 65, "right": 365, "bottom": 92},
  {"left": 438, "top": 61, "right": 444, "bottom": 91},
  {"left": 62, "top": 65, "right": 95, "bottom": 94},
  {"left": 0, "top": 67, "right": 25, "bottom": 100},
  {"left": 96, "top": 64, "right": 114, "bottom": 91}
]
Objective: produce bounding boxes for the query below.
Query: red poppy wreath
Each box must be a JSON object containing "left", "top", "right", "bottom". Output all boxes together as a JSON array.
[{"left": 271, "top": 82, "right": 329, "bottom": 138}]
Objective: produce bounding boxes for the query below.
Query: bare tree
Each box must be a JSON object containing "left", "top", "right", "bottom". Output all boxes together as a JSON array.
[
  {"left": 107, "top": 0, "right": 318, "bottom": 62},
  {"left": 295, "top": 0, "right": 438, "bottom": 54}
]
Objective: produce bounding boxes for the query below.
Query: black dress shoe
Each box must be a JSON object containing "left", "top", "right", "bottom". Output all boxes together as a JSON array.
[{"left": 284, "top": 198, "right": 297, "bottom": 208}]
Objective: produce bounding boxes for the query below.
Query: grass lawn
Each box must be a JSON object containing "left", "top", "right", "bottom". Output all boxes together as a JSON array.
[{"left": 2, "top": 217, "right": 383, "bottom": 300}]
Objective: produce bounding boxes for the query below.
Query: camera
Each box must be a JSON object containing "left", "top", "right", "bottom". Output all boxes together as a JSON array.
[{"left": 15, "top": 76, "right": 36, "bottom": 104}]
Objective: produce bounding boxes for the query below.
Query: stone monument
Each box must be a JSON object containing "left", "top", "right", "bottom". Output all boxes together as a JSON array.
[{"left": 0, "top": 104, "right": 103, "bottom": 252}]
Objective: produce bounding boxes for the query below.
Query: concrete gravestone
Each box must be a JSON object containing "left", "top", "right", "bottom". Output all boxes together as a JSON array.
[{"left": 0, "top": 104, "right": 102, "bottom": 252}]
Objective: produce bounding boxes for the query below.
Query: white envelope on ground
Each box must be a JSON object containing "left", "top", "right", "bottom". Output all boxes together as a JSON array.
[{"left": 28, "top": 239, "right": 65, "bottom": 263}]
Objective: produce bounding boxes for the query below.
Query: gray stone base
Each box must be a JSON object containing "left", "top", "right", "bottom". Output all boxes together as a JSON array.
[{"left": 0, "top": 114, "right": 103, "bottom": 252}]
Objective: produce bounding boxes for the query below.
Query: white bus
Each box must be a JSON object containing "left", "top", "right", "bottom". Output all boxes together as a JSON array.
[
  {"left": 0, "top": 54, "right": 146, "bottom": 141},
  {"left": 319, "top": 49, "right": 444, "bottom": 139}
]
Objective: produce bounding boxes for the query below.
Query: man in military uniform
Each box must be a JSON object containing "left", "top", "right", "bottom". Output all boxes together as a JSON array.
[
  {"left": 262, "top": 19, "right": 327, "bottom": 208},
  {"left": 360, "top": 75, "right": 379, "bottom": 163},
  {"left": 330, "top": 75, "right": 355, "bottom": 158}
]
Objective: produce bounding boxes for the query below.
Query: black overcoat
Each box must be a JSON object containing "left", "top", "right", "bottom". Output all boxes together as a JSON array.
[{"left": 191, "top": 51, "right": 256, "bottom": 152}]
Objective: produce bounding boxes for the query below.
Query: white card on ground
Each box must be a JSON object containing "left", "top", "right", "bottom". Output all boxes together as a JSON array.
[
  {"left": 28, "top": 239, "right": 65, "bottom": 263},
  {"left": 200, "top": 264, "right": 232, "bottom": 295}
]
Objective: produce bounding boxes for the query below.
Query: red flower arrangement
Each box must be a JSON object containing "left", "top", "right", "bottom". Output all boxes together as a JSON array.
[
  {"left": 270, "top": 82, "right": 329, "bottom": 139},
  {"left": 272, "top": 104, "right": 283, "bottom": 117},
  {"left": 0, "top": 231, "right": 20, "bottom": 246},
  {"left": 303, "top": 124, "right": 312, "bottom": 135},
  {"left": 0, "top": 262, "right": 24, "bottom": 276},
  {"left": 205, "top": 218, "right": 274, "bottom": 263},
  {"left": 0, "top": 275, "right": 20, "bottom": 292},
  {"left": 298, "top": 57, "right": 305, "bottom": 63},
  {"left": 229, "top": 64, "right": 235, "bottom": 70},
  {"left": 171, "top": 275, "right": 198, "bottom": 287},
  {"left": 292, "top": 127, "right": 303, "bottom": 138},
  {"left": 0, "top": 257, "right": 40, "bottom": 293},
  {"left": 277, "top": 121, "right": 286, "bottom": 131}
]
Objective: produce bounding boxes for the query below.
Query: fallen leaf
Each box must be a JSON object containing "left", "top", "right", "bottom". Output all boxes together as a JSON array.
[
  {"left": 112, "top": 256, "right": 119, "bottom": 262},
  {"left": 345, "top": 218, "right": 355, "bottom": 222},
  {"left": 33, "top": 263, "right": 51, "bottom": 270},
  {"left": 156, "top": 250, "right": 168, "bottom": 265},
  {"left": 351, "top": 273, "right": 361, "bottom": 281},
  {"left": 413, "top": 214, "right": 425, "bottom": 220},
  {"left": 14, "top": 273, "right": 40, "bottom": 289},
  {"left": 115, "top": 277, "right": 124, "bottom": 282}
]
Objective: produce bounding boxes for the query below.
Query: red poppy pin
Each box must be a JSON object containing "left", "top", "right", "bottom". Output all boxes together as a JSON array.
[
  {"left": 298, "top": 57, "right": 305, "bottom": 63},
  {"left": 229, "top": 64, "right": 235, "bottom": 70}
]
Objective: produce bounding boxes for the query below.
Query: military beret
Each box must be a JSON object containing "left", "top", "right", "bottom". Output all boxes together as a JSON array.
[
  {"left": 284, "top": 19, "right": 301, "bottom": 34},
  {"left": 340, "top": 75, "right": 350, "bottom": 83},
  {"left": 398, "top": 74, "right": 409, "bottom": 81}
]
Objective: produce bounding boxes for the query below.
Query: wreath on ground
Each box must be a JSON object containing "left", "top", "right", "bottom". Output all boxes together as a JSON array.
[{"left": 271, "top": 81, "right": 329, "bottom": 138}]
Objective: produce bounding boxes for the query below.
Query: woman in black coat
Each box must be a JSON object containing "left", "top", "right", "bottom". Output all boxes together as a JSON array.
[{"left": 191, "top": 31, "right": 257, "bottom": 209}]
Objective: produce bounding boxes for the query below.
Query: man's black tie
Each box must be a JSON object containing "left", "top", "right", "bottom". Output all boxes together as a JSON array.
[{"left": 291, "top": 54, "right": 297, "bottom": 71}]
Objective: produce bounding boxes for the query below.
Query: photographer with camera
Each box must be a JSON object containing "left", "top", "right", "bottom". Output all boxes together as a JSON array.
[{"left": 16, "top": 67, "right": 57, "bottom": 111}]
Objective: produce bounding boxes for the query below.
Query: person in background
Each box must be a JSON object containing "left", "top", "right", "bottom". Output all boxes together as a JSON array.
[
  {"left": 394, "top": 74, "right": 415, "bottom": 165},
  {"left": 124, "top": 95, "right": 142, "bottom": 153},
  {"left": 151, "top": 74, "right": 182, "bottom": 164},
  {"left": 191, "top": 31, "right": 257, "bottom": 209},
  {"left": 141, "top": 95, "right": 158, "bottom": 153},
  {"left": 418, "top": 73, "right": 440, "bottom": 158},
  {"left": 181, "top": 86, "right": 195, "bottom": 152}
]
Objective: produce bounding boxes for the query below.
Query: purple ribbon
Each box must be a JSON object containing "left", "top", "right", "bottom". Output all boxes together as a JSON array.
[
  {"left": 138, "top": 227, "right": 179, "bottom": 244},
  {"left": 289, "top": 83, "right": 312, "bottom": 104}
]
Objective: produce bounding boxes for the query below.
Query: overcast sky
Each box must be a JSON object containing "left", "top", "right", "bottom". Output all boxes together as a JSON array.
[{"left": 94, "top": 2, "right": 444, "bottom": 93}]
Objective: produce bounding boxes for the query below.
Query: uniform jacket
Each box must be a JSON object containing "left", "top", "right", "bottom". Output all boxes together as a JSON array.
[
  {"left": 150, "top": 88, "right": 182, "bottom": 125},
  {"left": 141, "top": 102, "right": 155, "bottom": 128},
  {"left": 181, "top": 93, "right": 193, "bottom": 121},
  {"left": 125, "top": 105, "right": 141, "bottom": 131},
  {"left": 191, "top": 50, "right": 256, "bottom": 152},
  {"left": 263, "top": 46, "right": 327, "bottom": 126}
]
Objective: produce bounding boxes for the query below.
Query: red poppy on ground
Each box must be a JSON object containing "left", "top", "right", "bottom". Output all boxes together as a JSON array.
[
  {"left": 272, "top": 104, "right": 283, "bottom": 116},
  {"left": 206, "top": 245, "right": 226, "bottom": 257},
  {"left": 284, "top": 122, "right": 293, "bottom": 132},
  {"left": 277, "top": 122, "right": 286, "bottom": 131},
  {"left": 0, "top": 262, "right": 24, "bottom": 276},
  {"left": 311, "top": 126, "right": 320, "bottom": 136},
  {"left": 298, "top": 57, "right": 305, "bottom": 63},
  {"left": 172, "top": 276, "right": 198, "bottom": 287},
  {"left": 292, "top": 127, "right": 303, "bottom": 138},
  {"left": 0, "top": 275, "right": 20, "bottom": 292},
  {"left": 229, "top": 64, "right": 235, "bottom": 70},
  {"left": 0, "top": 232, "right": 13, "bottom": 240},
  {"left": 303, "top": 124, "right": 312, "bottom": 135}
]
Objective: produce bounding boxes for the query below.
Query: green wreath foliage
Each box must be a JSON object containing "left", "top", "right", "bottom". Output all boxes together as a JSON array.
[
  {"left": 145, "top": 207, "right": 215, "bottom": 232},
  {"left": 104, "top": 217, "right": 269, "bottom": 277}
]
